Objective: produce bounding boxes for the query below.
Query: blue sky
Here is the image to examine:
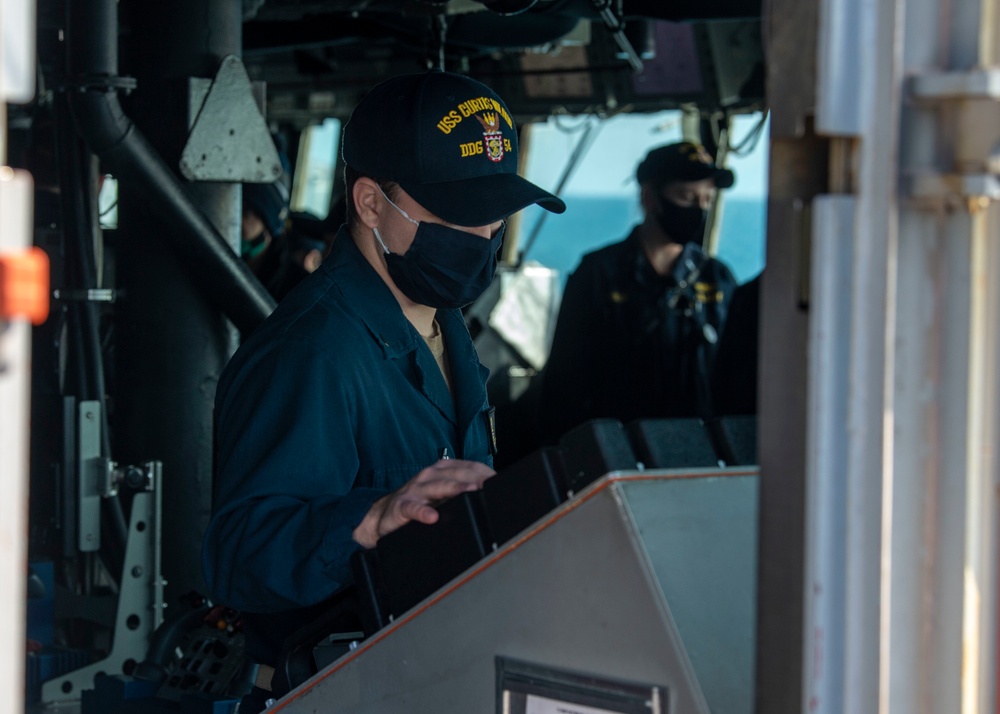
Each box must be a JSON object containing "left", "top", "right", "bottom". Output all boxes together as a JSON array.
[{"left": 521, "top": 111, "right": 770, "bottom": 200}]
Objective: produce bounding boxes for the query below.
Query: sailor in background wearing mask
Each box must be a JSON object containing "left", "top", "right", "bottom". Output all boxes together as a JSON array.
[
  {"left": 240, "top": 177, "right": 290, "bottom": 292},
  {"left": 538, "top": 142, "right": 737, "bottom": 444},
  {"left": 203, "top": 70, "right": 564, "bottom": 713}
]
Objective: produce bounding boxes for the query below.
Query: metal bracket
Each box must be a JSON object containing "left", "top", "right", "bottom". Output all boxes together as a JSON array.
[
  {"left": 43, "top": 461, "right": 165, "bottom": 703},
  {"left": 909, "top": 68, "right": 1000, "bottom": 100},
  {"left": 906, "top": 69, "right": 1000, "bottom": 203},
  {"left": 179, "top": 54, "right": 283, "bottom": 182},
  {"left": 63, "top": 74, "right": 138, "bottom": 94},
  {"left": 52, "top": 288, "right": 117, "bottom": 303},
  {"left": 907, "top": 171, "right": 1000, "bottom": 207},
  {"left": 100, "top": 462, "right": 158, "bottom": 499},
  {"left": 77, "top": 402, "right": 149, "bottom": 547},
  {"left": 78, "top": 401, "right": 102, "bottom": 552}
]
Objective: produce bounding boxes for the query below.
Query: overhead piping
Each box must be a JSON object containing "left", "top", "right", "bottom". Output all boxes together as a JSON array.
[
  {"left": 67, "top": 0, "right": 276, "bottom": 335},
  {"left": 591, "top": 0, "right": 643, "bottom": 72}
]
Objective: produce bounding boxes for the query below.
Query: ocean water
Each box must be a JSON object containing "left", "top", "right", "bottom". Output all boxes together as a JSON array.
[{"left": 516, "top": 194, "right": 766, "bottom": 285}]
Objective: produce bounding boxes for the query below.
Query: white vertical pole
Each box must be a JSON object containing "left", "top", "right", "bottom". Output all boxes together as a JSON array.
[
  {"left": 886, "top": 1, "right": 1000, "bottom": 712},
  {"left": 0, "top": 0, "right": 37, "bottom": 712},
  {"left": 0, "top": 170, "right": 35, "bottom": 714},
  {"left": 802, "top": 195, "right": 854, "bottom": 714},
  {"left": 961, "top": 206, "right": 1000, "bottom": 714},
  {"left": 808, "top": 0, "right": 904, "bottom": 710}
]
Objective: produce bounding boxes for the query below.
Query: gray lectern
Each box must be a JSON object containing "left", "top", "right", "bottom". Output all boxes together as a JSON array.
[{"left": 270, "top": 469, "right": 759, "bottom": 714}]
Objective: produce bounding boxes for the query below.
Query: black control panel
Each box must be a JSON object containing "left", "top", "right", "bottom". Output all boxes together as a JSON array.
[{"left": 359, "top": 416, "right": 757, "bottom": 629}]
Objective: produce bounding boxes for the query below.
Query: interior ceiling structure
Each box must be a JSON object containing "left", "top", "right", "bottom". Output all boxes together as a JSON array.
[
  {"left": 239, "top": 0, "right": 766, "bottom": 125},
  {"left": 28, "top": 0, "right": 764, "bottom": 128}
]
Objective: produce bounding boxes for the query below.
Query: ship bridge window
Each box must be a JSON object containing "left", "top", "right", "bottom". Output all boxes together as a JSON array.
[
  {"left": 290, "top": 118, "right": 340, "bottom": 220},
  {"left": 98, "top": 174, "right": 118, "bottom": 230},
  {"left": 515, "top": 110, "right": 769, "bottom": 287}
]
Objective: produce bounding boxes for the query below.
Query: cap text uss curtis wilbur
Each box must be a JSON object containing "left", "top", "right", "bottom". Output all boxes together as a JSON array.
[{"left": 436, "top": 97, "right": 513, "bottom": 134}]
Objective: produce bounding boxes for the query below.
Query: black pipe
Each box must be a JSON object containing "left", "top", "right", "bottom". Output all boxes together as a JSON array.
[
  {"left": 54, "top": 91, "right": 128, "bottom": 580},
  {"left": 69, "top": 0, "right": 259, "bottom": 606},
  {"left": 67, "top": 0, "right": 275, "bottom": 335},
  {"left": 53, "top": 102, "right": 91, "bottom": 403}
]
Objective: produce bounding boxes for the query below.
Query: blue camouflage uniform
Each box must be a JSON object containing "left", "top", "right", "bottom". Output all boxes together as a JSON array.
[{"left": 203, "top": 226, "right": 494, "bottom": 662}]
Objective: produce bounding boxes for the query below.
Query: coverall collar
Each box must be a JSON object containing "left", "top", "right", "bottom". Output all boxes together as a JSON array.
[{"left": 321, "top": 227, "right": 489, "bottom": 431}]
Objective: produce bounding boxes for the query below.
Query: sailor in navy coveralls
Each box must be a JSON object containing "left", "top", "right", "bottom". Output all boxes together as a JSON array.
[{"left": 202, "top": 71, "right": 565, "bottom": 710}]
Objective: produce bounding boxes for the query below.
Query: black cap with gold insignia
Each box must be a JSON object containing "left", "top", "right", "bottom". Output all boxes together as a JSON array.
[
  {"left": 636, "top": 142, "right": 736, "bottom": 189},
  {"left": 343, "top": 70, "right": 566, "bottom": 227}
]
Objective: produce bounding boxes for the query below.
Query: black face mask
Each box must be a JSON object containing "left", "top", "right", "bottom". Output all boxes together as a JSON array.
[
  {"left": 656, "top": 199, "right": 707, "bottom": 245},
  {"left": 374, "top": 191, "right": 504, "bottom": 309}
]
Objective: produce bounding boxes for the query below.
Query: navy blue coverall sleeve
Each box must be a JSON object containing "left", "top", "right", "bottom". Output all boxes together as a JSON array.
[{"left": 203, "top": 332, "right": 378, "bottom": 613}]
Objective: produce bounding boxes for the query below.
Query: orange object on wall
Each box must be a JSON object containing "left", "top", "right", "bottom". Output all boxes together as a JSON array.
[{"left": 0, "top": 247, "right": 50, "bottom": 325}]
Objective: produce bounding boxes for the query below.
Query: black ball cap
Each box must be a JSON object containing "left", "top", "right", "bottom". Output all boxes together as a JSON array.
[
  {"left": 343, "top": 70, "right": 566, "bottom": 226},
  {"left": 636, "top": 142, "right": 736, "bottom": 189}
]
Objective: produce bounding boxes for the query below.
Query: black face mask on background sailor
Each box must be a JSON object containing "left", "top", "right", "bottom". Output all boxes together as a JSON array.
[
  {"left": 655, "top": 198, "right": 708, "bottom": 245},
  {"left": 374, "top": 189, "right": 505, "bottom": 310}
]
